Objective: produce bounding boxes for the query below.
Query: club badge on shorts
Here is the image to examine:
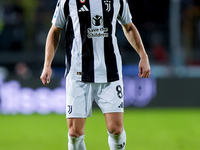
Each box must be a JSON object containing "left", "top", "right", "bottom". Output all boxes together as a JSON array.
[{"left": 80, "top": 0, "right": 86, "bottom": 3}]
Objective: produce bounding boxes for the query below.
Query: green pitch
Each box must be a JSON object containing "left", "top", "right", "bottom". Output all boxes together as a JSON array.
[{"left": 0, "top": 108, "right": 200, "bottom": 150}]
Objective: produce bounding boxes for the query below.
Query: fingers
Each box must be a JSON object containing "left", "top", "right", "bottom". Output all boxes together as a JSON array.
[
  {"left": 143, "top": 70, "right": 150, "bottom": 78},
  {"left": 40, "top": 74, "right": 48, "bottom": 85},
  {"left": 138, "top": 66, "right": 142, "bottom": 77},
  {"left": 138, "top": 67, "right": 150, "bottom": 78},
  {"left": 41, "top": 75, "right": 50, "bottom": 85},
  {"left": 40, "top": 69, "right": 52, "bottom": 85},
  {"left": 45, "top": 74, "right": 51, "bottom": 84},
  {"left": 138, "top": 57, "right": 151, "bottom": 78}
]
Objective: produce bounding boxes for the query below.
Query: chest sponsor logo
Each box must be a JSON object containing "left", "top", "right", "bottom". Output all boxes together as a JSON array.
[
  {"left": 92, "top": 15, "right": 103, "bottom": 26},
  {"left": 87, "top": 15, "right": 108, "bottom": 38}
]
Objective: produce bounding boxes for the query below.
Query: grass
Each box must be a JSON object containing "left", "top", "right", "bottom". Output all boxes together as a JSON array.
[{"left": 0, "top": 108, "right": 200, "bottom": 150}]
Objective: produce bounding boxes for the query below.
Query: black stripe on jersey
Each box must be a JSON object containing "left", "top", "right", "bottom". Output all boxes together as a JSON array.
[
  {"left": 64, "top": 0, "right": 73, "bottom": 76},
  {"left": 102, "top": 0, "right": 119, "bottom": 82},
  {"left": 65, "top": 17, "right": 74, "bottom": 76},
  {"left": 76, "top": 0, "right": 94, "bottom": 82},
  {"left": 119, "top": 0, "right": 124, "bottom": 17},
  {"left": 64, "top": 0, "right": 70, "bottom": 18}
]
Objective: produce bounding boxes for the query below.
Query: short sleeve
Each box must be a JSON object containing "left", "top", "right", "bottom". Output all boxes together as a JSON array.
[
  {"left": 51, "top": 0, "right": 68, "bottom": 28},
  {"left": 117, "top": 0, "right": 132, "bottom": 25}
]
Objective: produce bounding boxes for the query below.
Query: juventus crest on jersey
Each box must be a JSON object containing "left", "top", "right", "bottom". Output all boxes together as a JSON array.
[{"left": 52, "top": 0, "right": 132, "bottom": 83}]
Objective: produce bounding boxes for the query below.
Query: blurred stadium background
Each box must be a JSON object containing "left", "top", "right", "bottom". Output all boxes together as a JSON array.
[{"left": 0, "top": 0, "right": 200, "bottom": 150}]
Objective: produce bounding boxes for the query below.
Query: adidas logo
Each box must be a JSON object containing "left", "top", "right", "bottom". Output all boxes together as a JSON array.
[
  {"left": 118, "top": 102, "right": 124, "bottom": 108},
  {"left": 79, "top": 5, "right": 89, "bottom": 12},
  {"left": 117, "top": 142, "right": 126, "bottom": 149}
]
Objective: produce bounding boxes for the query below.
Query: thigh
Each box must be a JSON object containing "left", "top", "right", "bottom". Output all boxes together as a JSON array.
[
  {"left": 104, "top": 112, "right": 124, "bottom": 134},
  {"left": 67, "top": 118, "right": 86, "bottom": 137}
]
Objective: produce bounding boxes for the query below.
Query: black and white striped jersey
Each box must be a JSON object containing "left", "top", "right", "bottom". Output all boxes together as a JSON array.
[{"left": 52, "top": 0, "right": 132, "bottom": 83}]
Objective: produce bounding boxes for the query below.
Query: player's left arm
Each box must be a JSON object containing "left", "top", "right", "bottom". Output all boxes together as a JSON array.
[{"left": 122, "top": 22, "right": 150, "bottom": 78}]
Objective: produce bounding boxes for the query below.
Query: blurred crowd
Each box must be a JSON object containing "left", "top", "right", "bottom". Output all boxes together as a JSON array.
[
  {"left": 0, "top": 0, "right": 55, "bottom": 51},
  {"left": 0, "top": 0, "right": 171, "bottom": 62},
  {"left": 0, "top": 0, "right": 25, "bottom": 51},
  {"left": 0, "top": 0, "right": 200, "bottom": 79}
]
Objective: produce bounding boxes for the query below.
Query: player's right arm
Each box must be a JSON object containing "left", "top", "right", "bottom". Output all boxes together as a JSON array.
[{"left": 40, "top": 25, "right": 62, "bottom": 85}]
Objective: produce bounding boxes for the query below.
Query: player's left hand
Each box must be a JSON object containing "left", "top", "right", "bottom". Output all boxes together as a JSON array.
[{"left": 138, "top": 56, "right": 150, "bottom": 78}]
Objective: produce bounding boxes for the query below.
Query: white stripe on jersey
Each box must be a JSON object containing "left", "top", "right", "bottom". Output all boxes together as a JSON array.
[
  {"left": 89, "top": 0, "right": 107, "bottom": 83},
  {"left": 68, "top": 0, "right": 82, "bottom": 81}
]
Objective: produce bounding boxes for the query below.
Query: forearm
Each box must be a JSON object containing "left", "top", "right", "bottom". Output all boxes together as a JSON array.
[
  {"left": 122, "top": 23, "right": 147, "bottom": 59},
  {"left": 44, "top": 25, "right": 61, "bottom": 68}
]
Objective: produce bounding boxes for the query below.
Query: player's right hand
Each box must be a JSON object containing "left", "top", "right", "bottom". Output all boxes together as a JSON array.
[{"left": 40, "top": 67, "right": 52, "bottom": 85}]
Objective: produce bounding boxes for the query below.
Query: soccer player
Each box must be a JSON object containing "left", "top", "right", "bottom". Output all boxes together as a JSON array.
[{"left": 40, "top": 0, "right": 150, "bottom": 149}]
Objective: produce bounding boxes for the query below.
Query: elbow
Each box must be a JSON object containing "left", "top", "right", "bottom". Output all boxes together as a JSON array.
[{"left": 123, "top": 23, "right": 134, "bottom": 33}]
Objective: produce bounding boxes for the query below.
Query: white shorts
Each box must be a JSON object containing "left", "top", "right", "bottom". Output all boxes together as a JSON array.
[{"left": 65, "top": 76, "right": 124, "bottom": 118}]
